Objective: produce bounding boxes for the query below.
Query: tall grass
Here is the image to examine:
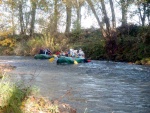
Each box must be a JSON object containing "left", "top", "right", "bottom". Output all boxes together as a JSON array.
[
  {"left": 0, "top": 75, "right": 59, "bottom": 113},
  {"left": 0, "top": 75, "right": 32, "bottom": 113}
]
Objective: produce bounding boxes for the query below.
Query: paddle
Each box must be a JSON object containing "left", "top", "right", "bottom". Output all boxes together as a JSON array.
[
  {"left": 49, "top": 57, "right": 55, "bottom": 62},
  {"left": 74, "top": 60, "right": 78, "bottom": 64},
  {"left": 49, "top": 54, "right": 58, "bottom": 63}
]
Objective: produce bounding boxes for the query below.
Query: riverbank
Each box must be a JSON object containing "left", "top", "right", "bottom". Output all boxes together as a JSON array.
[{"left": 0, "top": 63, "right": 76, "bottom": 113}]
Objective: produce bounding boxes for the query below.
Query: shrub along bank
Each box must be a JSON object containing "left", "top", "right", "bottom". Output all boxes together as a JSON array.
[
  {"left": 69, "top": 25, "right": 150, "bottom": 65},
  {"left": 0, "top": 25, "right": 149, "bottom": 65}
]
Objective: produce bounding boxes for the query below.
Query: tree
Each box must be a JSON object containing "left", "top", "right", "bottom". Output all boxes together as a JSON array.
[
  {"left": 86, "top": 0, "right": 106, "bottom": 37},
  {"left": 72, "top": 0, "right": 85, "bottom": 29},
  {"left": 2, "top": 0, "right": 18, "bottom": 35},
  {"left": 120, "top": 0, "right": 129, "bottom": 26},
  {"left": 63, "top": 0, "right": 72, "bottom": 33},
  {"left": 136, "top": 0, "right": 150, "bottom": 26},
  {"left": 53, "top": 0, "right": 59, "bottom": 34},
  {"left": 19, "top": 0, "right": 25, "bottom": 34},
  {"left": 9, "top": 0, "right": 16, "bottom": 35},
  {"left": 147, "top": 2, "right": 150, "bottom": 25},
  {"left": 30, "top": 0, "right": 37, "bottom": 37},
  {"left": 109, "top": 0, "right": 116, "bottom": 29},
  {"left": 100, "top": 0, "right": 111, "bottom": 36}
]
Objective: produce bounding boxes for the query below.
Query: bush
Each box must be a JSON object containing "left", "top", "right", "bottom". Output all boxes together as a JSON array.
[
  {"left": 117, "top": 24, "right": 139, "bottom": 37},
  {"left": 76, "top": 37, "right": 105, "bottom": 60}
]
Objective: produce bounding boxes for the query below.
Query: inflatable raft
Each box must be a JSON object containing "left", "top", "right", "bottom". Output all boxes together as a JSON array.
[
  {"left": 57, "top": 56, "right": 91, "bottom": 64},
  {"left": 34, "top": 54, "right": 54, "bottom": 59}
]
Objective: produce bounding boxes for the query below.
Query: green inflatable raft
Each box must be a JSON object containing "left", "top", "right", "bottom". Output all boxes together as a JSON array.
[
  {"left": 57, "top": 56, "right": 91, "bottom": 64},
  {"left": 34, "top": 54, "right": 54, "bottom": 59}
]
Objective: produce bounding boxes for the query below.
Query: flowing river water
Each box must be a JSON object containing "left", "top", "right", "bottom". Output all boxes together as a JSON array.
[{"left": 0, "top": 56, "right": 150, "bottom": 113}]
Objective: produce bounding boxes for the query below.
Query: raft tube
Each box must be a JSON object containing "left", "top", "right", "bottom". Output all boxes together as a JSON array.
[
  {"left": 34, "top": 54, "right": 54, "bottom": 59},
  {"left": 57, "top": 56, "right": 91, "bottom": 64}
]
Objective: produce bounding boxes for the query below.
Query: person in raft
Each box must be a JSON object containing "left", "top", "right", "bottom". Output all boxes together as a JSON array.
[
  {"left": 77, "top": 48, "right": 85, "bottom": 58},
  {"left": 69, "top": 49, "right": 75, "bottom": 57},
  {"left": 39, "top": 47, "right": 45, "bottom": 54},
  {"left": 39, "top": 48, "right": 52, "bottom": 55},
  {"left": 55, "top": 51, "right": 61, "bottom": 56},
  {"left": 45, "top": 48, "right": 52, "bottom": 55}
]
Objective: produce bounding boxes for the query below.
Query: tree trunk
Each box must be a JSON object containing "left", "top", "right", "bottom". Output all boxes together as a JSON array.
[
  {"left": 147, "top": 2, "right": 150, "bottom": 25},
  {"left": 148, "top": 10, "right": 150, "bottom": 25},
  {"left": 100, "top": 0, "right": 117, "bottom": 60},
  {"left": 86, "top": 0, "right": 106, "bottom": 38},
  {"left": 11, "top": 5, "right": 15, "bottom": 35},
  {"left": 65, "top": 2, "right": 72, "bottom": 33},
  {"left": 53, "top": 0, "right": 58, "bottom": 34},
  {"left": 100, "top": 0, "right": 110, "bottom": 36},
  {"left": 25, "top": 12, "right": 30, "bottom": 34},
  {"left": 76, "top": 5, "right": 81, "bottom": 27},
  {"left": 30, "top": 1, "right": 37, "bottom": 37},
  {"left": 109, "top": 0, "right": 116, "bottom": 29},
  {"left": 19, "top": 0, "right": 24, "bottom": 34},
  {"left": 121, "top": 0, "right": 128, "bottom": 26},
  {"left": 138, "top": 3, "right": 146, "bottom": 26}
]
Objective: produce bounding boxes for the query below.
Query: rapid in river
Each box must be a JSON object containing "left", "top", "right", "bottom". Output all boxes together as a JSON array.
[{"left": 0, "top": 56, "right": 150, "bottom": 113}]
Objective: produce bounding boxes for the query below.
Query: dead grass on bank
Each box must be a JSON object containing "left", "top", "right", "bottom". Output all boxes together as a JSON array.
[{"left": 0, "top": 65, "right": 76, "bottom": 113}]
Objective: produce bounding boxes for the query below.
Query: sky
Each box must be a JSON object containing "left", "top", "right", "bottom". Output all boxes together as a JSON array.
[
  {"left": 80, "top": 3, "right": 140, "bottom": 29},
  {"left": 0, "top": 0, "right": 142, "bottom": 33}
]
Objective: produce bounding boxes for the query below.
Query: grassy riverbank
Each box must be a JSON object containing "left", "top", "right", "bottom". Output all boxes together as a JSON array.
[{"left": 0, "top": 70, "right": 76, "bottom": 113}]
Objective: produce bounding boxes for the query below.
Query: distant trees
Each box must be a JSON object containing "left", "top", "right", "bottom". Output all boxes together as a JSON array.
[
  {"left": 86, "top": 0, "right": 106, "bottom": 38},
  {"left": 73, "top": 0, "right": 85, "bottom": 29},
  {"left": 136, "top": 0, "right": 150, "bottom": 26},
  {"left": 0, "top": 0, "right": 150, "bottom": 59},
  {"left": 0, "top": 0, "right": 149, "bottom": 37}
]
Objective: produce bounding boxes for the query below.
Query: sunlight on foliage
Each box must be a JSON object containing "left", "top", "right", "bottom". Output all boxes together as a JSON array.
[
  {"left": 0, "top": 38, "right": 15, "bottom": 47},
  {"left": 0, "top": 29, "right": 13, "bottom": 37},
  {"left": 26, "top": 34, "right": 69, "bottom": 55},
  {"left": 0, "top": 29, "right": 15, "bottom": 55}
]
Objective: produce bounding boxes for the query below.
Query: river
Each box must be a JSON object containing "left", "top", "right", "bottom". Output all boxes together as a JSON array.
[{"left": 0, "top": 56, "right": 150, "bottom": 113}]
